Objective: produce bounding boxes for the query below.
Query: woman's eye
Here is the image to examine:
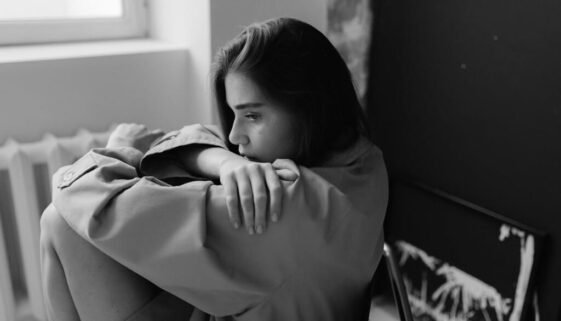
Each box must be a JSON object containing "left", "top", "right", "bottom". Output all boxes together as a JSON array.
[{"left": 245, "top": 113, "right": 260, "bottom": 121}]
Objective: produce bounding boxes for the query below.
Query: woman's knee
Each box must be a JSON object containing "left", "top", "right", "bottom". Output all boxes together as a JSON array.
[{"left": 40, "top": 204, "right": 74, "bottom": 250}]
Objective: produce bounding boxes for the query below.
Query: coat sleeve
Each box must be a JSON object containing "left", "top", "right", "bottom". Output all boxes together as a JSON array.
[
  {"left": 49, "top": 124, "right": 385, "bottom": 317},
  {"left": 139, "top": 124, "right": 227, "bottom": 181},
  {"left": 51, "top": 146, "right": 305, "bottom": 316}
]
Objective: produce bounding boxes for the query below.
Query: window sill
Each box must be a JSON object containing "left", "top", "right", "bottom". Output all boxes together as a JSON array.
[{"left": 0, "top": 38, "right": 188, "bottom": 64}]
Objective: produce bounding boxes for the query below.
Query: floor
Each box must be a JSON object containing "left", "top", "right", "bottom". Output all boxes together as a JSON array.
[
  {"left": 17, "top": 297, "right": 401, "bottom": 321},
  {"left": 369, "top": 296, "right": 401, "bottom": 321}
]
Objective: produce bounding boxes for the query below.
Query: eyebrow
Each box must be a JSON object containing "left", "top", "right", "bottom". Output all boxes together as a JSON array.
[{"left": 232, "top": 102, "right": 263, "bottom": 110}]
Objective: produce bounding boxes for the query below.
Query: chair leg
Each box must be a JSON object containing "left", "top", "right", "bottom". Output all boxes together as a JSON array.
[{"left": 384, "top": 243, "right": 414, "bottom": 321}]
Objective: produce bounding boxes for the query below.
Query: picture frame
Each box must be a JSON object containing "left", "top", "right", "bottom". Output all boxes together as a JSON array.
[{"left": 384, "top": 179, "right": 546, "bottom": 321}]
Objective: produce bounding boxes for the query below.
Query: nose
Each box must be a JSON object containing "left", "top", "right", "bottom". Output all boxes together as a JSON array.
[{"left": 228, "top": 119, "right": 249, "bottom": 146}]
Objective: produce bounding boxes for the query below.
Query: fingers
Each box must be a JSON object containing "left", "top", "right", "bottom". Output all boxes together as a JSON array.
[
  {"left": 275, "top": 169, "right": 299, "bottom": 181},
  {"left": 247, "top": 164, "right": 268, "bottom": 234},
  {"left": 148, "top": 129, "right": 165, "bottom": 139},
  {"left": 272, "top": 159, "right": 299, "bottom": 181},
  {"left": 107, "top": 123, "right": 164, "bottom": 152},
  {"left": 115, "top": 123, "right": 148, "bottom": 134},
  {"left": 235, "top": 168, "right": 255, "bottom": 235},
  {"left": 222, "top": 173, "right": 241, "bottom": 230},
  {"left": 220, "top": 158, "right": 292, "bottom": 235},
  {"left": 263, "top": 164, "right": 282, "bottom": 223}
]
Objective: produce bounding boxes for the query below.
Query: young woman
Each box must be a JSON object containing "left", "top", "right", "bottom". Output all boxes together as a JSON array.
[{"left": 40, "top": 17, "right": 388, "bottom": 321}]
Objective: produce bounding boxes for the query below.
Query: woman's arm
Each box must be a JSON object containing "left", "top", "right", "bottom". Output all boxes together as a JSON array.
[
  {"left": 175, "top": 145, "right": 297, "bottom": 234},
  {"left": 103, "top": 124, "right": 266, "bottom": 234},
  {"left": 108, "top": 123, "right": 297, "bottom": 235},
  {"left": 175, "top": 145, "right": 232, "bottom": 179}
]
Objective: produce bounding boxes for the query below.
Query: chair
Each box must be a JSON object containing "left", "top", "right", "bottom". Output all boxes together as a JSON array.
[
  {"left": 383, "top": 243, "right": 414, "bottom": 321},
  {"left": 362, "top": 243, "right": 414, "bottom": 321}
]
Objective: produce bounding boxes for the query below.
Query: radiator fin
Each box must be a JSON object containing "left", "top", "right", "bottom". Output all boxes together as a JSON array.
[
  {"left": 0, "top": 128, "right": 111, "bottom": 321},
  {"left": 0, "top": 170, "right": 17, "bottom": 321}
]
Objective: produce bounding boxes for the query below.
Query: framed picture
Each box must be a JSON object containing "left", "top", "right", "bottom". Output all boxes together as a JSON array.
[{"left": 384, "top": 179, "right": 546, "bottom": 321}]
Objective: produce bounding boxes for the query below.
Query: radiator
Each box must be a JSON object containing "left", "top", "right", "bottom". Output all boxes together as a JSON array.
[{"left": 0, "top": 129, "right": 111, "bottom": 321}]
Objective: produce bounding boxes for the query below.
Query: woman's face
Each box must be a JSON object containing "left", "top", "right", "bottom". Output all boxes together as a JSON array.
[{"left": 224, "top": 72, "right": 299, "bottom": 163}]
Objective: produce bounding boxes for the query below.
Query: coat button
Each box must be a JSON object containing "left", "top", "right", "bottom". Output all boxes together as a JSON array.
[{"left": 62, "top": 170, "right": 74, "bottom": 182}]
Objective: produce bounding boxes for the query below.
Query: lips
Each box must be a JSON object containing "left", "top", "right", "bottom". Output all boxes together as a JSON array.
[
  {"left": 239, "top": 147, "right": 259, "bottom": 161},
  {"left": 240, "top": 152, "right": 258, "bottom": 162}
]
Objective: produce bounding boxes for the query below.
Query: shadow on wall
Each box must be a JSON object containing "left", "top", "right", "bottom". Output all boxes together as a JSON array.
[
  {"left": 367, "top": 0, "right": 561, "bottom": 319},
  {"left": 326, "top": 0, "right": 373, "bottom": 103}
]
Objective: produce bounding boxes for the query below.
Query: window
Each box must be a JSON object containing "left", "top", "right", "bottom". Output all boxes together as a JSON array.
[{"left": 0, "top": 0, "right": 147, "bottom": 46}]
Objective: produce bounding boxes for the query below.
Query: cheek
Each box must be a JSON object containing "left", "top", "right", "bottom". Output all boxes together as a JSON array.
[
  {"left": 248, "top": 113, "right": 300, "bottom": 161},
  {"left": 267, "top": 121, "right": 299, "bottom": 155}
]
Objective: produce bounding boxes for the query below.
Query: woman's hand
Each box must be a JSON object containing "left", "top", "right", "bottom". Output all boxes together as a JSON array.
[
  {"left": 219, "top": 157, "right": 298, "bottom": 235},
  {"left": 106, "top": 123, "right": 165, "bottom": 154}
]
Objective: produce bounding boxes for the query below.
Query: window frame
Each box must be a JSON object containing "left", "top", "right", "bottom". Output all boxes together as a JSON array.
[{"left": 0, "top": 0, "right": 148, "bottom": 46}]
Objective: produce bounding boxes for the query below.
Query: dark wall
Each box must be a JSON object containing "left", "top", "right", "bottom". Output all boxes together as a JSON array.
[{"left": 368, "top": 0, "right": 561, "bottom": 319}]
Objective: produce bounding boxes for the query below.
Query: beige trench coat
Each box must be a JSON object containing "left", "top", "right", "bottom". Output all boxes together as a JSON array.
[{"left": 50, "top": 124, "right": 388, "bottom": 321}]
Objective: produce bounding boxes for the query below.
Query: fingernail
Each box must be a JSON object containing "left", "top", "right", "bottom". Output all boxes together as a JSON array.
[
  {"left": 248, "top": 227, "right": 255, "bottom": 235},
  {"left": 256, "top": 225, "right": 263, "bottom": 234},
  {"left": 233, "top": 222, "right": 240, "bottom": 229},
  {"left": 271, "top": 214, "right": 278, "bottom": 222}
]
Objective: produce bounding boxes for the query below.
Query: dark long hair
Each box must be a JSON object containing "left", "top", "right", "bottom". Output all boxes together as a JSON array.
[{"left": 212, "top": 17, "right": 369, "bottom": 166}]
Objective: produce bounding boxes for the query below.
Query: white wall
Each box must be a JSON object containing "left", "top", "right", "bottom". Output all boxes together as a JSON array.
[
  {"left": 209, "top": 0, "right": 327, "bottom": 62},
  {"left": 0, "top": 0, "right": 327, "bottom": 144},
  {"left": 0, "top": 50, "right": 203, "bottom": 143}
]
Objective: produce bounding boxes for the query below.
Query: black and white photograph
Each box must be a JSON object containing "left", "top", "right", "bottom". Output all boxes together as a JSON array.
[
  {"left": 0, "top": 0, "right": 559, "bottom": 320},
  {"left": 385, "top": 181, "right": 546, "bottom": 321}
]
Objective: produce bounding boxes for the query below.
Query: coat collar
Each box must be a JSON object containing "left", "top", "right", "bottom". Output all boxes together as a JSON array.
[{"left": 319, "top": 136, "right": 376, "bottom": 167}]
